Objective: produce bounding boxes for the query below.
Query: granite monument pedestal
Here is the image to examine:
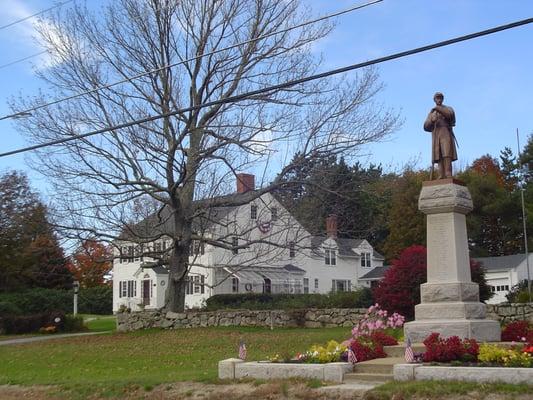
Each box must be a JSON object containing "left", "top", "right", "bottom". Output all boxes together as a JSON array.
[{"left": 404, "top": 179, "right": 500, "bottom": 342}]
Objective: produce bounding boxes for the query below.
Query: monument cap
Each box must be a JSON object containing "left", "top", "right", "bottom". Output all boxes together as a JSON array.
[{"left": 434, "top": 91, "right": 444, "bottom": 99}]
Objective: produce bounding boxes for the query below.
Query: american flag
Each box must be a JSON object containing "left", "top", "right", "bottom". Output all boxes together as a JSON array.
[
  {"left": 238, "top": 341, "right": 247, "bottom": 360},
  {"left": 347, "top": 347, "right": 357, "bottom": 364},
  {"left": 405, "top": 337, "right": 415, "bottom": 363}
]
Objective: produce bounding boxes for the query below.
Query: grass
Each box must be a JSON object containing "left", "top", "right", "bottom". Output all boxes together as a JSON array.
[
  {"left": 365, "top": 380, "right": 533, "bottom": 399},
  {"left": 0, "top": 326, "right": 349, "bottom": 397},
  {"left": 82, "top": 315, "right": 116, "bottom": 332}
]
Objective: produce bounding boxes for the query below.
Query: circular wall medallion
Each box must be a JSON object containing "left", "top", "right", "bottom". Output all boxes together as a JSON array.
[
  {"left": 245, "top": 283, "right": 253, "bottom": 291},
  {"left": 160, "top": 280, "right": 166, "bottom": 286}
]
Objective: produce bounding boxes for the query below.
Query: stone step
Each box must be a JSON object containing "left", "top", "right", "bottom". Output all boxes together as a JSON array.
[
  {"left": 353, "top": 357, "right": 404, "bottom": 374},
  {"left": 384, "top": 344, "right": 425, "bottom": 358},
  {"left": 344, "top": 372, "right": 393, "bottom": 383}
]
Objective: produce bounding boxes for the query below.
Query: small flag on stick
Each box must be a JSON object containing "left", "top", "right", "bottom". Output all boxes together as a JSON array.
[
  {"left": 238, "top": 340, "right": 247, "bottom": 360},
  {"left": 347, "top": 347, "right": 357, "bottom": 364},
  {"left": 405, "top": 337, "right": 415, "bottom": 363}
]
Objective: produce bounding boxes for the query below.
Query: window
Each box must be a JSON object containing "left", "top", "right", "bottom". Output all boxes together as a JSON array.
[
  {"left": 289, "top": 241, "right": 296, "bottom": 258},
  {"left": 250, "top": 205, "right": 257, "bottom": 220},
  {"left": 314, "top": 278, "right": 319, "bottom": 290},
  {"left": 271, "top": 207, "right": 278, "bottom": 221},
  {"left": 332, "top": 279, "right": 351, "bottom": 292},
  {"left": 263, "top": 278, "right": 272, "bottom": 294},
  {"left": 325, "top": 249, "right": 336, "bottom": 265},
  {"left": 120, "top": 281, "right": 127, "bottom": 298},
  {"left": 232, "top": 277, "right": 239, "bottom": 293},
  {"left": 127, "top": 245, "right": 134, "bottom": 262},
  {"left": 154, "top": 242, "right": 162, "bottom": 253},
  {"left": 232, "top": 236, "right": 239, "bottom": 255},
  {"left": 361, "top": 252, "right": 372, "bottom": 268},
  {"left": 127, "top": 280, "right": 137, "bottom": 297},
  {"left": 186, "top": 276, "right": 194, "bottom": 295},
  {"left": 303, "top": 278, "right": 309, "bottom": 294},
  {"left": 191, "top": 240, "right": 205, "bottom": 256},
  {"left": 192, "top": 275, "right": 205, "bottom": 294}
]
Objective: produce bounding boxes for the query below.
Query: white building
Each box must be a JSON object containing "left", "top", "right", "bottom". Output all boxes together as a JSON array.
[
  {"left": 113, "top": 174, "right": 384, "bottom": 312},
  {"left": 473, "top": 253, "right": 533, "bottom": 304}
]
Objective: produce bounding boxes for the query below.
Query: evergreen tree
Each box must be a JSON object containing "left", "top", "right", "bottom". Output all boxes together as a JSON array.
[{"left": 0, "top": 171, "right": 72, "bottom": 291}]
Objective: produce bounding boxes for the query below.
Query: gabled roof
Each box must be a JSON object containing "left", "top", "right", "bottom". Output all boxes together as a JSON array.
[
  {"left": 473, "top": 254, "right": 528, "bottom": 272},
  {"left": 120, "top": 190, "right": 259, "bottom": 240},
  {"left": 283, "top": 264, "right": 306, "bottom": 273},
  {"left": 310, "top": 236, "right": 383, "bottom": 259},
  {"left": 359, "top": 265, "right": 390, "bottom": 280}
]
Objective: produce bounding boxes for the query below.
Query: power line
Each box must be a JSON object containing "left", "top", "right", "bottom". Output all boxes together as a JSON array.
[
  {"left": 0, "top": 0, "right": 382, "bottom": 121},
  {"left": 1, "top": 16, "right": 531, "bottom": 159},
  {"left": 0, "top": 0, "right": 75, "bottom": 31},
  {"left": 0, "top": 50, "right": 48, "bottom": 70}
]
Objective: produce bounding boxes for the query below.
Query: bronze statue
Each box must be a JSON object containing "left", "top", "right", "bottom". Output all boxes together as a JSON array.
[{"left": 423, "top": 92, "right": 457, "bottom": 179}]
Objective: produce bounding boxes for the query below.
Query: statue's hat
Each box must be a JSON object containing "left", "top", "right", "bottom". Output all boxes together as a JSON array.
[{"left": 434, "top": 92, "right": 444, "bottom": 98}]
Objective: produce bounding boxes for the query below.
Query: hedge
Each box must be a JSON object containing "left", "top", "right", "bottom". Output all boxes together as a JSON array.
[
  {"left": 203, "top": 288, "right": 373, "bottom": 311},
  {"left": 0, "top": 286, "right": 112, "bottom": 316}
]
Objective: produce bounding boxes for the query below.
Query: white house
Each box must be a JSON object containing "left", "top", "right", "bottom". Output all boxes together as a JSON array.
[
  {"left": 473, "top": 253, "right": 533, "bottom": 304},
  {"left": 112, "top": 173, "right": 384, "bottom": 312}
]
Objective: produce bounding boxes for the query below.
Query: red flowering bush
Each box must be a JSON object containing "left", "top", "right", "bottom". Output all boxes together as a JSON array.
[
  {"left": 373, "top": 246, "right": 493, "bottom": 320},
  {"left": 422, "top": 333, "right": 479, "bottom": 362},
  {"left": 370, "top": 330, "right": 398, "bottom": 346},
  {"left": 349, "top": 335, "right": 387, "bottom": 362},
  {"left": 501, "top": 320, "right": 532, "bottom": 343}
]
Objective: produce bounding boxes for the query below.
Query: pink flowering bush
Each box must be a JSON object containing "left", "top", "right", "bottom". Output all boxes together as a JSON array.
[{"left": 351, "top": 303, "right": 405, "bottom": 338}]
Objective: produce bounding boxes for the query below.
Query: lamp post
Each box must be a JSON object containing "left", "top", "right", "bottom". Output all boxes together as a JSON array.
[{"left": 73, "top": 280, "right": 80, "bottom": 315}]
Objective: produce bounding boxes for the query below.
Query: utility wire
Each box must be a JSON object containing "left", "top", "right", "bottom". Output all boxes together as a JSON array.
[
  {"left": 0, "top": 50, "right": 48, "bottom": 70},
  {"left": 0, "top": 0, "right": 75, "bottom": 31},
  {"left": 1, "top": 16, "right": 532, "bottom": 159},
  {"left": 0, "top": 0, "right": 382, "bottom": 121}
]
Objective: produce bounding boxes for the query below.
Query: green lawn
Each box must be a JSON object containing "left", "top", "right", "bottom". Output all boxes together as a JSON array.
[
  {"left": 82, "top": 314, "right": 116, "bottom": 332},
  {"left": 0, "top": 326, "right": 349, "bottom": 396}
]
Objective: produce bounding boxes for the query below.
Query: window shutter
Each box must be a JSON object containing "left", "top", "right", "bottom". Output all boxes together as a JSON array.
[
  {"left": 119, "top": 281, "right": 122, "bottom": 298},
  {"left": 200, "top": 275, "right": 205, "bottom": 294}
]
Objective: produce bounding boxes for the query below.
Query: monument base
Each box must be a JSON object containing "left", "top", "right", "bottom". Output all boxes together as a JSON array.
[
  {"left": 405, "top": 180, "right": 501, "bottom": 343},
  {"left": 404, "top": 319, "right": 501, "bottom": 343}
]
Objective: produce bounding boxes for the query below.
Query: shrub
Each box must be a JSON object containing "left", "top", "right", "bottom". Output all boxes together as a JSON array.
[
  {"left": 373, "top": 245, "right": 493, "bottom": 319},
  {"left": 0, "top": 311, "right": 66, "bottom": 334},
  {"left": 506, "top": 280, "right": 531, "bottom": 303},
  {"left": 370, "top": 330, "right": 398, "bottom": 346},
  {"left": 0, "top": 301, "right": 22, "bottom": 316},
  {"left": 422, "top": 333, "right": 479, "bottom": 362},
  {"left": 203, "top": 288, "right": 373, "bottom": 311},
  {"left": 78, "top": 286, "right": 113, "bottom": 314},
  {"left": 351, "top": 303, "right": 404, "bottom": 338},
  {"left": 501, "top": 320, "right": 532, "bottom": 343},
  {"left": 0, "top": 286, "right": 112, "bottom": 315},
  {"left": 63, "top": 314, "right": 87, "bottom": 332},
  {"left": 349, "top": 335, "right": 386, "bottom": 362}
]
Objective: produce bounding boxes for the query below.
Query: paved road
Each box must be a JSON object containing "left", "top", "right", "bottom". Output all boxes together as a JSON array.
[{"left": 0, "top": 331, "right": 111, "bottom": 346}]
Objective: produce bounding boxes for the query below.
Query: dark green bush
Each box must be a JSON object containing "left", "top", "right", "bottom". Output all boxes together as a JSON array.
[
  {"left": 0, "top": 301, "right": 22, "bottom": 316},
  {"left": 78, "top": 286, "right": 113, "bottom": 315},
  {"left": 203, "top": 288, "right": 373, "bottom": 311},
  {"left": 63, "top": 314, "right": 87, "bottom": 332},
  {"left": 0, "top": 311, "right": 66, "bottom": 334},
  {"left": 0, "top": 286, "right": 112, "bottom": 315}
]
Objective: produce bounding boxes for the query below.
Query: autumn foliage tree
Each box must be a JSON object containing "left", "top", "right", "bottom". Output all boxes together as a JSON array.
[
  {"left": 373, "top": 245, "right": 493, "bottom": 320},
  {"left": 67, "top": 240, "right": 112, "bottom": 288}
]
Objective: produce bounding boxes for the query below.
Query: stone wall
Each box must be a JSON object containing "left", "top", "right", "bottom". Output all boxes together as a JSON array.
[
  {"left": 116, "top": 303, "right": 533, "bottom": 332},
  {"left": 116, "top": 308, "right": 368, "bottom": 332},
  {"left": 486, "top": 303, "right": 533, "bottom": 324}
]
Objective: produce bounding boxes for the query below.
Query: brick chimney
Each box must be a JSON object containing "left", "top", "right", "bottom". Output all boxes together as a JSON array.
[
  {"left": 236, "top": 173, "right": 255, "bottom": 193},
  {"left": 326, "top": 214, "right": 338, "bottom": 239}
]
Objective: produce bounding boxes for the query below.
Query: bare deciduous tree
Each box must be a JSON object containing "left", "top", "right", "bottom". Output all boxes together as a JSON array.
[{"left": 12, "top": 0, "right": 399, "bottom": 311}]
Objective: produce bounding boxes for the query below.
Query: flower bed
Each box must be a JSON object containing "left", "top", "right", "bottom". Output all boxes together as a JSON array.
[{"left": 265, "top": 304, "right": 404, "bottom": 365}]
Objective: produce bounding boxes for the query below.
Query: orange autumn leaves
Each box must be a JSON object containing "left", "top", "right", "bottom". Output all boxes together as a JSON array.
[{"left": 67, "top": 240, "right": 112, "bottom": 287}]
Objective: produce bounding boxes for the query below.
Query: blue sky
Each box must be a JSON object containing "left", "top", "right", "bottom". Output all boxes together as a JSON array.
[{"left": 1, "top": 0, "right": 532, "bottom": 190}]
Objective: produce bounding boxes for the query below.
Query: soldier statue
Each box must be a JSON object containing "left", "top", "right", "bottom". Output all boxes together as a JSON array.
[{"left": 423, "top": 92, "right": 457, "bottom": 179}]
